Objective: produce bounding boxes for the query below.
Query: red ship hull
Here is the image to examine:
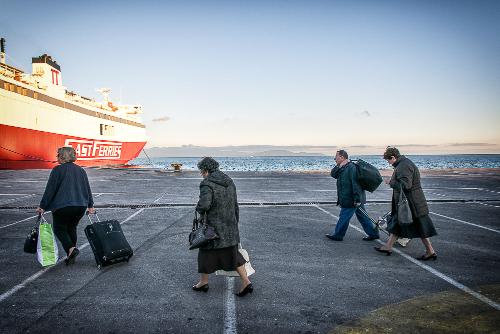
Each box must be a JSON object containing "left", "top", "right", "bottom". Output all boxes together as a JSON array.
[{"left": 0, "top": 124, "right": 146, "bottom": 170}]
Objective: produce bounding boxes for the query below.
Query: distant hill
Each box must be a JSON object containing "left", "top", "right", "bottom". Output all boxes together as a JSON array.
[{"left": 141, "top": 145, "right": 328, "bottom": 157}]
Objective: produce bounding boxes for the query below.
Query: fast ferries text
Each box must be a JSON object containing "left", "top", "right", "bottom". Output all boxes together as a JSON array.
[{"left": 64, "top": 139, "right": 122, "bottom": 160}]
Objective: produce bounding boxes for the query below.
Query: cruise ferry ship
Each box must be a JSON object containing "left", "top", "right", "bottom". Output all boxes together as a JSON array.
[{"left": 0, "top": 38, "right": 147, "bottom": 169}]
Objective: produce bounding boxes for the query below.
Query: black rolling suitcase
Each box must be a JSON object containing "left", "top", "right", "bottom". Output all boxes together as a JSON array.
[{"left": 84, "top": 213, "right": 133, "bottom": 269}]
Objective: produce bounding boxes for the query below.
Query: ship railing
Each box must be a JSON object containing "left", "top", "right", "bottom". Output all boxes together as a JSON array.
[
  {"left": 0, "top": 67, "right": 42, "bottom": 91},
  {"left": 0, "top": 63, "right": 21, "bottom": 79},
  {"left": 117, "top": 104, "right": 143, "bottom": 114}
]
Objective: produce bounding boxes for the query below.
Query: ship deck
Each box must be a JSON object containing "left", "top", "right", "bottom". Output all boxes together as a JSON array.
[{"left": 1, "top": 168, "right": 499, "bottom": 333}]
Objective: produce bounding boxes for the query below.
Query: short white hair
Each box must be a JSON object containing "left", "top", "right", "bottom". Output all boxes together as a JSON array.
[{"left": 57, "top": 146, "right": 76, "bottom": 163}]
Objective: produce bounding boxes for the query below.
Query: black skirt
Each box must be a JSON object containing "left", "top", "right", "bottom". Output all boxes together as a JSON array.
[
  {"left": 198, "top": 245, "right": 246, "bottom": 274},
  {"left": 387, "top": 214, "right": 437, "bottom": 239}
]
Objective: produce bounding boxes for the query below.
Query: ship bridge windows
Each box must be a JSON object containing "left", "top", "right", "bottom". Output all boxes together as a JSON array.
[{"left": 100, "top": 124, "right": 115, "bottom": 136}]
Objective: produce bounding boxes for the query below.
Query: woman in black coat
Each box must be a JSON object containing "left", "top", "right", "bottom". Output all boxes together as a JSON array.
[
  {"left": 375, "top": 147, "right": 437, "bottom": 260},
  {"left": 36, "top": 146, "right": 95, "bottom": 265},
  {"left": 192, "top": 157, "right": 253, "bottom": 297}
]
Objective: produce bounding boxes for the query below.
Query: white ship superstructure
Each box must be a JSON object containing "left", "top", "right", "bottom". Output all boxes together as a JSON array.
[{"left": 0, "top": 38, "right": 147, "bottom": 169}]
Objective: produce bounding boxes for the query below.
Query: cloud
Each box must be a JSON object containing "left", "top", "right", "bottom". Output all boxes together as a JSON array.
[
  {"left": 448, "top": 143, "right": 496, "bottom": 147},
  {"left": 361, "top": 110, "right": 371, "bottom": 117},
  {"left": 152, "top": 116, "right": 171, "bottom": 122}
]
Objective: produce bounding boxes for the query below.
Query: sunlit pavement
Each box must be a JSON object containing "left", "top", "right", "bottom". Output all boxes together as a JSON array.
[{"left": 1, "top": 169, "right": 499, "bottom": 333}]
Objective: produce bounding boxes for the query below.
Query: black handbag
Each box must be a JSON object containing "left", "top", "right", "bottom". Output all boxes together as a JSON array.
[
  {"left": 396, "top": 185, "right": 413, "bottom": 226},
  {"left": 188, "top": 212, "right": 219, "bottom": 250},
  {"left": 23, "top": 214, "right": 40, "bottom": 254}
]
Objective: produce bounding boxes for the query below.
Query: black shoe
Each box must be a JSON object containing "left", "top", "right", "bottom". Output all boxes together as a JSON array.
[
  {"left": 325, "top": 234, "right": 343, "bottom": 241},
  {"left": 235, "top": 283, "right": 253, "bottom": 297},
  {"left": 417, "top": 253, "right": 437, "bottom": 261},
  {"left": 374, "top": 246, "right": 392, "bottom": 256},
  {"left": 363, "top": 235, "right": 380, "bottom": 241},
  {"left": 65, "top": 248, "right": 80, "bottom": 266},
  {"left": 192, "top": 284, "right": 209, "bottom": 292}
]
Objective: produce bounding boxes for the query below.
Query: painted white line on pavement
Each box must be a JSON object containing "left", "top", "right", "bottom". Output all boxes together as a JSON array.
[
  {"left": 6, "top": 180, "right": 43, "bottom": 183},
  {"left": 474, "top": 202, "right": 500, "bottom": 209},
  {"left": 0, "top": 198, "right": 155, "bottom": 303},
  {"left": 429, "top": 211, "right": 500, "bottom": 234},
  {"left": 424, "top": 188, "right": 481, "bottom": 190},
  {"left": 223, "top": 277, "right": 237, "bottom": 334},
  {"left": 0, "top": 194, "right": 103, "bottom": 230},
  {"left": 0, "top": 215, "right": 39, "bottom": 230},
  {"left": 121, "top": 208, "right": 146, "bottom": 223},
  {"left": 314, "top": 205, "right": 500, "bottom": 311},
  {"left": 76, "top": 208, "right": 146, "bottom": 253},
  {"left": 93, "top": 193, "right": 123, "bottom": 195},
  {"left": 178, "top": 177, "right": 270, "bottom": 180},
  {"left": 307, "top": 189, "right": 335, "bottom": 192},
  {"left": 0, "top": 267, "right": 53, "bottom": 303},
  {"left": 0, "top": 194, "right": 36, "bottom": 205},
  {"left": 258, "top": 190, "right": 296, "bottom": 193},
  {"left": 0, "top": 194, "right": 31, "bottom": 196}
]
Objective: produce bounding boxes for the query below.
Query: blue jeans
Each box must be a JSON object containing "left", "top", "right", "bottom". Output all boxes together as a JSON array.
[{"left": 332, "top": 205, "right": 379, "bottom": 238}]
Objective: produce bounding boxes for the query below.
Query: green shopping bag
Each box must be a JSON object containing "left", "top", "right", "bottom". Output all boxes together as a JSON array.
[{"left": 36, "top": 215, "right": 59, "bottom": 267}]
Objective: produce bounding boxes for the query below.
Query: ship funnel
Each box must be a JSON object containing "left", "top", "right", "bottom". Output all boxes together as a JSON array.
[{"left": 0, "top": 38, "right": 5, "bottom": 64}]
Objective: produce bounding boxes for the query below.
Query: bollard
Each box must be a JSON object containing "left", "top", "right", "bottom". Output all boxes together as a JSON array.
[{"left": 170, "top": 163, "right": 183, "bottom": 172}]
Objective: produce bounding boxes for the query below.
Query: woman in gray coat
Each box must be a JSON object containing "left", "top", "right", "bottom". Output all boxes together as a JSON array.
[
  {"left": 375, "top": 147, "right": 437, "bottom": 260},
  {"left": 192, "top": 157, "right": 253, "bottom": 297}
]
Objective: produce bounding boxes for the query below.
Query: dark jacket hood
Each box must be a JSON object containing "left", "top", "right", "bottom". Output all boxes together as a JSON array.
[{"left": 206, "top": 170, "right": 232, "bottom": 187}]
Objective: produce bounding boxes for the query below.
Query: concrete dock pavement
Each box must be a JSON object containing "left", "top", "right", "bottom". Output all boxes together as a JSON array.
[{"left": 0, "top": 169, "right": 499, "bottom": 333}]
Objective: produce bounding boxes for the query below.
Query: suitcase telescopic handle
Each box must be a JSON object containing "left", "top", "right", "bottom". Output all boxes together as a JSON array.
[{"left": 86, "top": 211, "right": 101, "bottom": 224}]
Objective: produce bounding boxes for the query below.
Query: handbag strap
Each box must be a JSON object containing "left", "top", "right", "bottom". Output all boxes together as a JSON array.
[
  {"left": 38, "top": 213, "right": 48, "bottom": 224},
  {"left": 192, "top": 211, "right": 199, "bottom": 231},
  {"left": 192, "top": 211, "right": 209, "bottom": 231},
  {"left": 398, "top": 184, "right": 408, "bottom": 203}
]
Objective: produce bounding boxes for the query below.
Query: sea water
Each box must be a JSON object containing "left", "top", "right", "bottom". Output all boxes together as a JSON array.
[{"left": 129, "top": 155, "right": 500, "bottom": 171}]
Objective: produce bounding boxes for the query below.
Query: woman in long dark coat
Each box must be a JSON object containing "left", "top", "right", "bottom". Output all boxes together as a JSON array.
[
  {"left": 375, "top": 147, "right": 438, "bottom": 260},
  {"left": 192, "top": 157, "right": 253, "bottom": 297}
]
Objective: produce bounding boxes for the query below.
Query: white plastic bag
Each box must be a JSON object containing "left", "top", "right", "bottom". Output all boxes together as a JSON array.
[
  {"left": 36, "top": 215, "right": 59, "bottom": 267},
  {"left": 216, "top": 244, "right": 255, "bottom": 277}
]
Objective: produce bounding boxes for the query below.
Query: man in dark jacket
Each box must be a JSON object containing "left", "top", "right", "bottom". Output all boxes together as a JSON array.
[{"left": 326, "top": 150, "right": 379, "bottom": 241}]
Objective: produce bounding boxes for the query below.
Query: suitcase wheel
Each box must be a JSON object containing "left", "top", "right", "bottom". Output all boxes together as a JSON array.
[{"left": 97, "top": 264, "right": 102, "bottom": 270}]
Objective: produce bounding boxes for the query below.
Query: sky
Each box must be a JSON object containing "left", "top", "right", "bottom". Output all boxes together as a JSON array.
[{"left": 1, "top": 0, "right": 500, "bottom": 154}]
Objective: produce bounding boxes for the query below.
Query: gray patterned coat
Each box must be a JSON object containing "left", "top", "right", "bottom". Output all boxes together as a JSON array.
[
  {"left": 196, "top": 170, "right": 240, "bottom": 249},
  {"left": 389, "top": 156, "right": 429, "bottom": 218}
]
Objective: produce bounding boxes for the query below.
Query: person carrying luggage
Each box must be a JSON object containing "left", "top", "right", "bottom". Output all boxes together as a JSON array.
[
  {"left": 192, "top": 157, "right": 253, "bottom": 297},
  {"left": 325, "top": 150, "right": 380, "bottom": 241},
  {"left": 374, "top": 147, "right": 437, "bottom": 259},
  {"left": 36, "top": 146, "right": 95, "bottom": 265}
]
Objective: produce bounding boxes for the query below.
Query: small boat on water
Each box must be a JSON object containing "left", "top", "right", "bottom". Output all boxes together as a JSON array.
[{"left": 0, "top": 38, "right": 147, "bottom": 169}]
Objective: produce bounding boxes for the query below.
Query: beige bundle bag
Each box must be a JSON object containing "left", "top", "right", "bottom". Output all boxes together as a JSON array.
[{"left": 216, "top": 243, "right": 255, "bottom": 277}]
